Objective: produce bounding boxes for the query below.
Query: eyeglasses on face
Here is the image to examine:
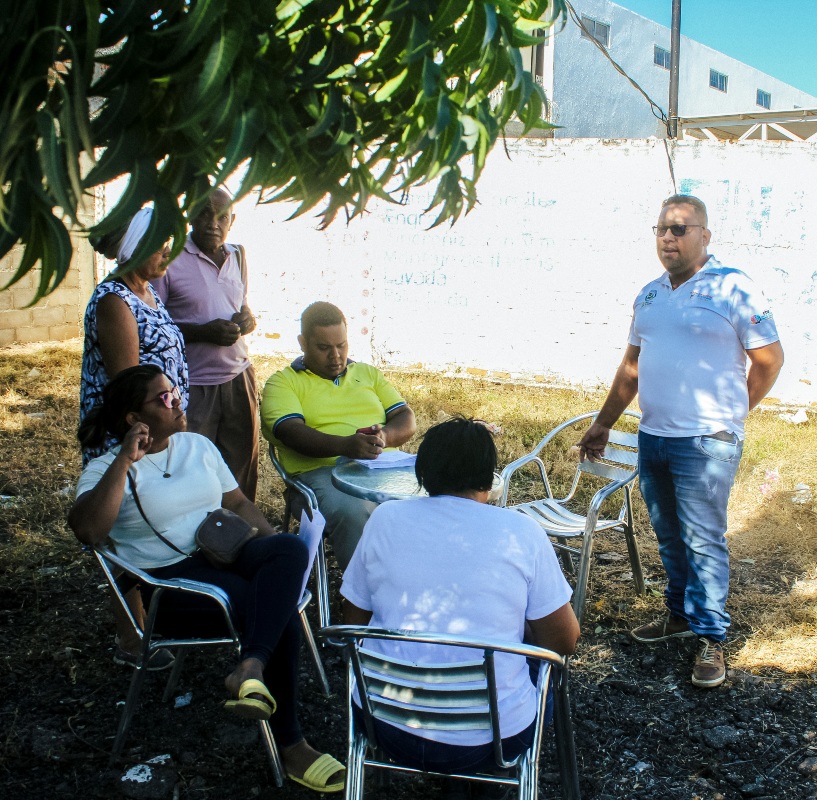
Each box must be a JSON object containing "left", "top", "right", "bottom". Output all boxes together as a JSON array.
[
  {"left": 653, "top": 224, "right": 704, "bottom": 237},
  {"left": 146, "top": 386, "right": 181, "bottom": 409}
]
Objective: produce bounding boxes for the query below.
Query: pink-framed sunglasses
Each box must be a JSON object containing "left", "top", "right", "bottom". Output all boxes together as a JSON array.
[{"left": 145, "top": 386, "right": 181, "bottom": 409}]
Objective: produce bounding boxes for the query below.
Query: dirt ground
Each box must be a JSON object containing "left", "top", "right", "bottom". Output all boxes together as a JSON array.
[{"left": 2, "top": 536, "right": 817, "bottom": 800}]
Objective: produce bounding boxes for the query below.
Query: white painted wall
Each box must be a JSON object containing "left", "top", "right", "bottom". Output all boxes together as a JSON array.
[
  {"left": 547, "top": 0, "right": 817, "bottom": 138},
  {"left": 233, "top": 138, "right": 817, "bottom": 406}
]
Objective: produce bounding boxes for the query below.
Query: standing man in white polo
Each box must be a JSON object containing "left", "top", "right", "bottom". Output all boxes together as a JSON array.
[{"left": 579, "top": 194, "right": 783, "bottom": 689}]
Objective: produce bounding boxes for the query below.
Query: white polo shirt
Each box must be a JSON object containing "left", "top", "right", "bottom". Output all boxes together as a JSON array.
[{"left": 628, "top": 256, "right": 779, "bottom": 439}]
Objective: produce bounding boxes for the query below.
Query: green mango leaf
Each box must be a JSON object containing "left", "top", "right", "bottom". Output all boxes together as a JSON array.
[
  {"left": 374, "top": 69, "right": 408, "bottom": 103},
  {"left": 429, "top": 0, "right": 470, "bottom": 36},
  {"left": 36, "top": 110, "right": 77, "bottom": 221},
  {"left": 1, "top": 0, "right": 569, "bottom": 301},
  {"left": 196, "top": 24, "right": 242, "bottom": 103}
]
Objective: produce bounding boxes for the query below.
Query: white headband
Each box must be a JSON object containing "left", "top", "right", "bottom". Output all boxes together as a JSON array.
[{"left": 117, "top": 207, "right": 153, "bottom": 264}]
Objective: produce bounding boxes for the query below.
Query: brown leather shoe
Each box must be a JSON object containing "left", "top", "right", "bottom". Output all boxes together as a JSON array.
[
  {"left": 692, "top": 637, "right": 726, "bottom": 688},
  {"left": 630, "top": 614, "right": 695, "bottom": 643}
]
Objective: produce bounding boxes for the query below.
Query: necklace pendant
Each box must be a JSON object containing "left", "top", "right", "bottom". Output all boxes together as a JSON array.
[{"left": 163, "top": 472, "right": 171, "bottom": 479}]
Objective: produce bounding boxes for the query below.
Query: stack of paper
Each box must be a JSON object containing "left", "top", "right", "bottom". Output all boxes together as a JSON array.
[{"left": 353, "top": 451, "right": 417, "bottom": 469}]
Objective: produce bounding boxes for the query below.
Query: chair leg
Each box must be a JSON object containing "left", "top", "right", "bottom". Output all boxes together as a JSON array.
[
  {"left": 347, "top": 733, "right": 367, "bottom": 800},
  {"left": 259, "top": 719, "right": 286, "bottom": 787},
  {"left": 552, "top": 667, "right": 581, "bottom": 800},
  {"left": 282, "top": 493, "right": 293, "bottom": 533},
  {"left": 161, "top": 647, "right": 187, "bottom": 703},
  {"left": 111, "top": 662, "right": 151, "bottom": 758},
  {"left": 624, "top": 524, "right": 645, "bottom": 595},
  {"left": 622, "top": 496, "right": 645, "bottom": 597},
  {"left": 571, "top": 531, "right": 595, "bottom": 625},
  {"left": 299, "top": 607, "right": 331, "bottom": 696},
  {"left": 315, "top": 538, "right": 331, "bottom": 628},
  {"left": 622, "top": 490, "right": 645, "bottom": 595},
  {"left": 556, "top": 538, "right": 576, "bottom": 576},
  {"left": 517, "top": 752, "right": 536, "bottom": 800}
]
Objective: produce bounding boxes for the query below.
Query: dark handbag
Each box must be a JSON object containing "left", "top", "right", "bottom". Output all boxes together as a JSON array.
[
  {"left": 195, "top": 508, "right": 259, "bottom": 568},
  {"left": 126, "top": 472, "right": 257, "bottom": 568}
]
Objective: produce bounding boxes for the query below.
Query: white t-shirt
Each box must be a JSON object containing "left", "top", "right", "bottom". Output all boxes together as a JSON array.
[
  {"left": 340, "top": 495, "right": 573, "bottom": 745},
  {"left": 628, "top": 256, "right": 779, "bottom": 439},
  {"left": 75, "top": 432, "right": 238, "bottom": 569}
]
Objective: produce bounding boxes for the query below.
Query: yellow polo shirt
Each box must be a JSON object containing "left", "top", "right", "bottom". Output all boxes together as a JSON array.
[{"left": 261, "top": 360, "right": 407, "bottom": 475}]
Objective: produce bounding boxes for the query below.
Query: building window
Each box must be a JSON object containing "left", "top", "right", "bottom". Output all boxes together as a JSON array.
[
  {"left": 709, "top": 69, "right": 728, "bottom": 92},
  {"left": 534, "top": 28, "right": 551, "bottom": 47},
  {"left": 757, "top": 89, "right": 771, "bottom": 109},
  {"left": 654, "top": 46, "right": 671, "bottom": 69},
  {"left": 581, "top": 15, "right": 610, "bottom": 47}
]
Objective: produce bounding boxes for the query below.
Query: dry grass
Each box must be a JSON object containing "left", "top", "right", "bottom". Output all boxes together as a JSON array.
[{"left": 2, "top": 339, "right": 816, "bottom": 676}]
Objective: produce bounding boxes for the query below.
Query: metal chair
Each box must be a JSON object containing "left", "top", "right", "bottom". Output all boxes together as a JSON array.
[
  {"left": 499, "top": 411, "right": 644, "bottom": 624},
  {"left": 93, "top": 544, "right": 329, "bottom": 776},
  {"left": 320, "top": 625, "right": 580, "bottom": 800},
  {"left": 268, "top": 444, "right": 331, "bottom": 628}
]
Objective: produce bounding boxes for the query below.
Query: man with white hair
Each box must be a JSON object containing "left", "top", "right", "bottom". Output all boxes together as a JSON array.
[{"left": 153, "top": 188, "right": 259, "bottom": 500}]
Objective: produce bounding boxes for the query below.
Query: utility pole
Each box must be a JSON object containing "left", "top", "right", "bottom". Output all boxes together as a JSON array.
[{"left": 668, "top": 0, "right": 682, "bottom": 137}]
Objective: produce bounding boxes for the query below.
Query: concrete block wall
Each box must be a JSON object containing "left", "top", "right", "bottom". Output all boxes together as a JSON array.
[{"left": 0, "top": 226, "right": 95, "bottom": 347}]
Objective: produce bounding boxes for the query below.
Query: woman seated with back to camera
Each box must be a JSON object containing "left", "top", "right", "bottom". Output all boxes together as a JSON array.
[
  {"left": 68, "top": 364, "right": 344, "bottom": 793},
  {"left": 340, "top": 417, "right": 580, "bottom": 783}
]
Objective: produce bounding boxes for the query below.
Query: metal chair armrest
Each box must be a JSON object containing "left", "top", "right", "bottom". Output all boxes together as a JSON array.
[
  {"left": 94, "top": 546, "right": 235, "bottom": 618},
  {"left": 584, "top": 471, "right": 639, "bottom": 532},
  {"left": 269, "top": 444, "right": 318, "bottom": 511},
  {"left": 499, "top": 455, "right": 550, "bottom": 506},
  {"left": 289, "top": 478, "right": 318, "bottom": 512}
]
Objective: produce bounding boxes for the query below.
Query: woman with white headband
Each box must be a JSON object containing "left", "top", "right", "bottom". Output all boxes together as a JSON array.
[{"left": 79, "top": 206, "right": 189, "bottom": 671}]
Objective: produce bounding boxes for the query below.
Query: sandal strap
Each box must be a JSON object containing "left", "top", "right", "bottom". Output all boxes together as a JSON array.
[
  {"left": 302, "top": 753, "right": 346, "bottom": 786},
  {"left": 238, "top": 679, "right": 277, "bottom": 712}
]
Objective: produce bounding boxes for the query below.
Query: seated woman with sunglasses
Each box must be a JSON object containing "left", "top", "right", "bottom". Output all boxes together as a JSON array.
[{"left": 69, "top": 364, "right": 345, "bottom": 793}]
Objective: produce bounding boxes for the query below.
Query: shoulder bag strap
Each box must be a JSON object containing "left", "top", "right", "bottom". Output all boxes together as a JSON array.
[{"left": 126, "top": 471, "right": 190, "bottom": 558}]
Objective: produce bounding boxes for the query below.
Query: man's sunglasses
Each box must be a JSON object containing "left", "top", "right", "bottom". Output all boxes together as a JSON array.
[
  {"left": 146, "top": 386, "right": 181, "bottom": 409},
  {"left": 653, "top": 224, "right": 703, "bottom": 237}
]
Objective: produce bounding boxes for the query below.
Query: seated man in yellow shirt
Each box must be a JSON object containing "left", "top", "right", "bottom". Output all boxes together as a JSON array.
[{"left": 261, "top": 302, "right": 416, "bottom": 570}]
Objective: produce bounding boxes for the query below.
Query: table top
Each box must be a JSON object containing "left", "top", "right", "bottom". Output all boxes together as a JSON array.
[
  {"left": 331, "top": 459, "right": 426, "bottom": 504},
  {"left": 331, "top": 458, "right": 503, "bottom": 504}
]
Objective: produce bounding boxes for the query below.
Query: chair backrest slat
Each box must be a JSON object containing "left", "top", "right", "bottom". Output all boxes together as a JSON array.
[
  {"left": 606, "top": 429, "right": 639, "bottom": 449},
  {"left": 371, "top": 699, "right": 493, "bottom": 731},
  {"left": 578, "top": 459, "right": 634, "bottom": 483},
  {"left": 365, "top": 675, "right": 490, "bottom": 708},
  {"left": 356, "top": 645, "right": 494, "bottom": 735},
  {"left": 598, "top": 445, "right": 639, "bottom": 468},
  {"left": 359, "top": 647, "right": 486, "bottom": 684}
]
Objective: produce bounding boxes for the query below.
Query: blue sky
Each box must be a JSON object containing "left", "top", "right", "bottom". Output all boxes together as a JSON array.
[{"left": 614, "top": 0, "right": 817, "bottom": 97}]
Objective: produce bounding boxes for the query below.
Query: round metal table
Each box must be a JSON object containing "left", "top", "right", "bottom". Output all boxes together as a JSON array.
[
  {"left": 331, "top": 458, "right": 503, "bottom": 504},
  {"left": 331, "top": 459, "right": 426, "bottom": 504}
]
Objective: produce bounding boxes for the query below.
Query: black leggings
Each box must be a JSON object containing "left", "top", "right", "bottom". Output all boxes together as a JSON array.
[{"left": 142, "top": 533, "right": 309, "bottom": 747}]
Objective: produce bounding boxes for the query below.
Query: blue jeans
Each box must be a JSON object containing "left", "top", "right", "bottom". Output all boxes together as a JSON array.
[{"left": 638, "top": 431, "right": 743, "bottom": 641}]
